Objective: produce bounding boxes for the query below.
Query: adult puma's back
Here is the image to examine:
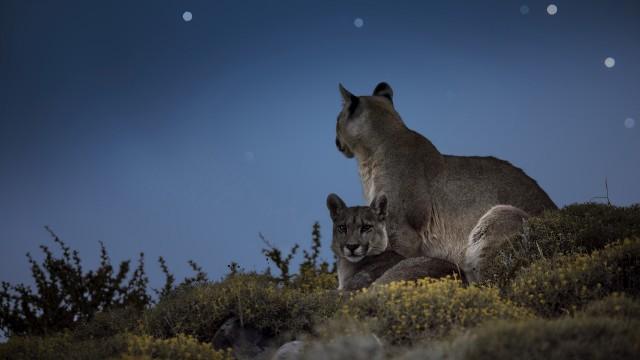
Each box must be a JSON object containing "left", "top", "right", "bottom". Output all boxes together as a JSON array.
[
  {"left": 430, "top": 155, "right": 555, "bottom": 261},
  {"left": 334, "top": 82, "right": 556, "bottom": 264},
  {"left": 443, "top": 155, "right": 554, "bottom": 216}
]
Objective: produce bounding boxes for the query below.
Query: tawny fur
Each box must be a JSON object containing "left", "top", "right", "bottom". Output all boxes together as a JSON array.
[
  {"left": 327, "top": 193, "right": 467, "bottom": 290},
  {"left": 465, "top": 205, "right": 529, "bottom": 282},
  {"left": 335, "top": 83, "right": 556, "bottom": 273}
]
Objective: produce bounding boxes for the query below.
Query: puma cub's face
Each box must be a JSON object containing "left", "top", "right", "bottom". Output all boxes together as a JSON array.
[{"left": 326, "top": 193, "right": 389, "bottom": 263}]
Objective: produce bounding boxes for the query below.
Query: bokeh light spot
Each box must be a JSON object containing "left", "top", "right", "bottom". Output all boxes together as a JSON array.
[
  {"left": 625, "top": 118, "right": 635, "bottom": 129},
  {"left": 604, "top": 57, "right": 616, "bottom": 68}
]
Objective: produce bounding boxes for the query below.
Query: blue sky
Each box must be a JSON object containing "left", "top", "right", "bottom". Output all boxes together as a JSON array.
[{"left": 1, "top": 0, "right": 638, "bottom": 288}]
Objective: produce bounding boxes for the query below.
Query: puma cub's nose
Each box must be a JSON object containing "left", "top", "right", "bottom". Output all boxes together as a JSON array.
[{"left": 345, "top": 244, "right": 360, "bottom": 252}]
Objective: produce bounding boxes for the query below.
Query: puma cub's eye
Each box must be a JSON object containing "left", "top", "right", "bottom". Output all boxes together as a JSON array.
[
  {"left": 361, "top": 225, "right": 373, "bottom": 233},
  {"left": 337, "top": 225, "right": 347, "bottom": 233}
]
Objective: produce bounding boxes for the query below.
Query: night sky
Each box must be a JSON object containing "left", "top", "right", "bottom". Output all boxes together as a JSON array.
[{"left": 1, "top": 0, "right": 638, "bottom": 288}]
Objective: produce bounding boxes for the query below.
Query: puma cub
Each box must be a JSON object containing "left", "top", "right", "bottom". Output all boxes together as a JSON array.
[{"left": 327, "top": 193, "right": 463, "bottom": 290}]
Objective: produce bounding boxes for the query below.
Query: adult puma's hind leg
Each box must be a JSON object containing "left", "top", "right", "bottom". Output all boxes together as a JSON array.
[{"left": 464, "top": 205, "right": 529, "bottom": 283}]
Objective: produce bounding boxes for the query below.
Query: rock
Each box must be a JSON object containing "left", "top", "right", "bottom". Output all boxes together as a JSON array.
[
  {"left": 212, "top": 316, "right": 271, "bottom": 359},
  {"left": 302, "top": 334, "right": 384, "bottom": 360},
  {"left": 271, "top": 340, "right": 304, "bottom": 360}
]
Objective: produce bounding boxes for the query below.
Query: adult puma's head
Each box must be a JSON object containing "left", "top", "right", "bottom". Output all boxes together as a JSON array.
[
  {"left": 326, "top": 193, "right": 389, "bottom": 263},
  {"left": 335, "top": 82, "right": 404, "bottom": 158}
]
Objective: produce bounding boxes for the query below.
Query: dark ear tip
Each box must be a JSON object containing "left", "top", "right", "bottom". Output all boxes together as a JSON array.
[
  {"left": 327, "top": 193, "right": 344, "bottom": 206},
  {"left": 374, "top": 82, "right": 390, "bottom": 91},
  {"left": 373, "top": 82, "right": 393, "bottom": 102}
]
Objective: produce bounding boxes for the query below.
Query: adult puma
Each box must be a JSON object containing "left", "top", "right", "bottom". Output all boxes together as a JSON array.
[{"left": 334, "top": 82, "right": 556, "bottom": 275}]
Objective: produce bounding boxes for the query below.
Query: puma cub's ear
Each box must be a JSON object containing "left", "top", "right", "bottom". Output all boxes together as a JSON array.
[
  {"left": 373, "top": 82, "right": 393, "bottom": 104},
  {"left": 370, "top": 193, "right": 388, "bottom": 221},
  {"left": 327, "top": 193, "right": 347, "bottom": 221}
]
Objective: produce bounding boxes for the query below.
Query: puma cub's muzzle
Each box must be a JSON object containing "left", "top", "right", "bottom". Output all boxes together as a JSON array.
[{"left": 343, "top": 243, "right": 368, "bottom": 262}]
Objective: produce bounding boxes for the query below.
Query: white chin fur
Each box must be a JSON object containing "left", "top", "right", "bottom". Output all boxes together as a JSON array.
[{"left": 345, "top": 255, "right": 365, "bottom": 263}]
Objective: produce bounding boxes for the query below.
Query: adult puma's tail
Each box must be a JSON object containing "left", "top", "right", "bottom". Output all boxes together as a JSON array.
[{"left": 463, "top": 205, "right": 529, "bottom": 282}]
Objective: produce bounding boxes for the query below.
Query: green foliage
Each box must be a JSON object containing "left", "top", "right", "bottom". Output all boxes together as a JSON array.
[
  {"left": 0, "top": 227, "right": 151, "bottom": 337},
  {"left": 72, "top": 306, "right": 143, "bottom": 340},
  {"left": 124, "top": 334, "right": 232, "bottom": 359},
  {"left": 508, "top": 238, "right": 640, "bottom": 317},
  {"left": 261, "top": 232, "right": 300, "bottom": 284},
  {"left": 156, "top": 256, "right": 176, "bottom": 300},
  {"left": 144, "top": 273, "right": 343, "bottom": 343},
  {"left": 409, "top": 317, "right": 640, "bottom": 360},
  {"left": 144, "top": 223, "right": 338, "bottom": 344},
  {"left": 343, "top": 277, "right": 532, "bottom": 345},
  {"left": 4, "top": 203, "right": 640, "bottom": 358},
  {"left": 1, "top": 221, "right": 336, "bottom": 352},
  {"left": 303, "top": 222, "right": 323, "bottom": 270},
  {"left": 0, "top": 332, "right": 128, "bottom": 360},
  {"left": 580, "top": 293, "right": 640, "bottom": 320},
  {"left": 483, "top": 203, "right": 640, "bottom": 285},
  {"left": 155, "top": 257, "right": 209, "bottom": 300},
  {"left": 291, "top": 223, "right": 337, "bottom": 291},
  {"left": 0, "top": 333, "right": 231, "bottom": 360},
  {"left": 261, "top": 222, "right": 336, "bottom": 288}
]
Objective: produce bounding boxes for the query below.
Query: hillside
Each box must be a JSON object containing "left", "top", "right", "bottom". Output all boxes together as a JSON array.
[{"left": 1, "top": 203, "right": 639, "bottom": 359}]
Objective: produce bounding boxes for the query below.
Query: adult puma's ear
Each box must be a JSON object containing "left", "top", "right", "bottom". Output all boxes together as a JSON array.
[
  {"left": 339, "top": 83, "right": 359, "bottom": 113},
  {"left": 327, "top": 193, "right": 347, "bottom": 221},
  {"left": 373, "top": 82, "right": 393, "bottom": 104},
  {"left": 370, "top": 193, "right": 388, "bottom": 221}
]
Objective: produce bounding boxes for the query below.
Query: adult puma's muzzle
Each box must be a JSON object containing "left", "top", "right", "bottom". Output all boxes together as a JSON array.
[{"left": 335, "top": 136, "right": 354, "bottom": 158}]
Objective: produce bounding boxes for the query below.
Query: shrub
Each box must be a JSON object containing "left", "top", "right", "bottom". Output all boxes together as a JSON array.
[
  {"left": 0, "top": 333, "right": 231, "bottom": 360},
  {"left": 481, "top": 203, "right": 640, "bottom": 285},
  {"left": 261, "top": 222, "right": 337, "bottom": 290},
  {"left": 508, "top": 238, "right": 640, "bottom": 316},
  {"left": 0, "top": 332, "right": 128, "bottom": 360},
  {"left": 531, "top": 203, "right": 640, "bottom": 253},
  {"left": 403, "top": 317, "right": 640, "bottom": 360},
  {"left": 144, "top": 273, "right": 344, "bottom": 343},
  {"left": 581, "top": 294, "right": 640, "bottom": 320},
  {"left": 72, "top": 306, "right": 143, "bottom": 340},
  {"left": 124, "top": 334, "right": 232, "bottom": 359},
  {"left": 344, "top": 277, "right": 532, "bottom": 344},
  {"left": 0, "top": 227, "right": 150, "bottom": 337}
]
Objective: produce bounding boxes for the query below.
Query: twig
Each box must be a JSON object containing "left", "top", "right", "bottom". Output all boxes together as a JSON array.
[
  {"left": 590, "top": 177, "right": 612, "bottom": 205},
  {"left": 535, "top": 241, "right": 545, "bottom": 260}
]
